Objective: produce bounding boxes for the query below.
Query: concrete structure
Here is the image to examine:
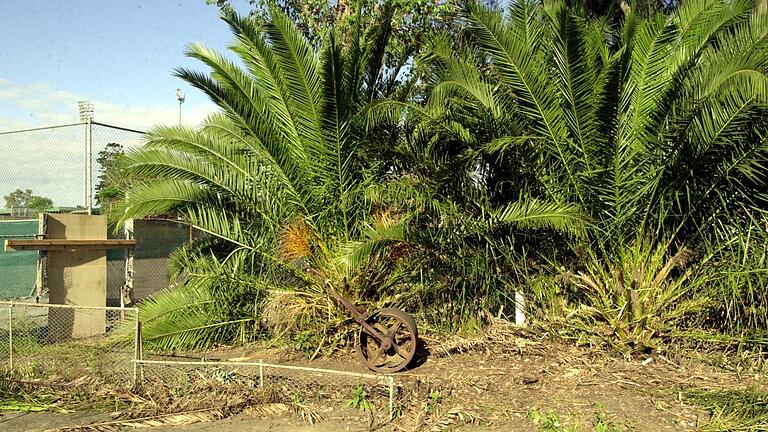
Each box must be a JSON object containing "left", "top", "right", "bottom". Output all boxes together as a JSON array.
[{"left": 4, "top": 214, "right": 135, "bottom": 340}]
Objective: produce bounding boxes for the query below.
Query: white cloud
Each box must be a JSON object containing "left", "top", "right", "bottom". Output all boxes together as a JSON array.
[
  {"left": 0, "top": 79, "right": 218, "bottom": 207},
  {"left": 0, "top": 79, "right": 217, "bottom": 131}
]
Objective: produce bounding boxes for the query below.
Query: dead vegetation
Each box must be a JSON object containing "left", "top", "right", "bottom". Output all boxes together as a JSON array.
[{"left": 3, "top": 317, "right": 768, "bottom": 431}]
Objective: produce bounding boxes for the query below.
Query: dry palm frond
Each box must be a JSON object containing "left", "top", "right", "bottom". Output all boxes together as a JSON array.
[
  {"left": 394, "top": 401, "right": 428, "bottom": 432},
  {"left": 293, "top": 402, "right": 322, "bottom": 425},
  {"left": 395, "top": 400, "right": 479, "bottom": 432},
  {"left": 244, "top": 402, "right": 292, "bottom": 417},
  {"left": 426, "top": 314, "right": 539, "bottom": 357},
  {"left": 428, "top": 407, "right": 478, "bottom": 432},
  {"left": 262, "top": 287, "right": 335, "bottom": 335},
  {"left": 650, "top": 248, "right": 694, "bottom": 291},
  {"left": 225, "top": 401, "right": 322, "bottom": 424},
  {"left": 278, "top": 220, "right": 314, "bottom": 262},
  {"left": 55, "top": 408, "right": 226, "bottom": 431},
  {"left": 372, "top": 207, "right": 402, "bottom": 230}
]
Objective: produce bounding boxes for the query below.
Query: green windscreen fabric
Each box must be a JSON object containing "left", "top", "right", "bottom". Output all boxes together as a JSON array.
[{"left": 0, "top": 220, "right": 37, "bottom": 299}]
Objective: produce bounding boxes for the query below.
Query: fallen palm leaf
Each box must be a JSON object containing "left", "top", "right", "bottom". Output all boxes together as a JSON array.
[
  {"left": 56, "top": 407, "right": 226, "bottom": 431},
  {"left": 243, "top": 402, "right": 291, "bottom": 417},
  {"left": 428, "top": 407, "right": 477, "bottom": 432},
  {"left": 293, "top": 402, "right": 322, "bottom": 425},
  {"left": 0, "top": 400, "right": 63, "bottom": 413}
]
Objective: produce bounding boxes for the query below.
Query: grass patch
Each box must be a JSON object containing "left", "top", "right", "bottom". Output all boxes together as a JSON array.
[
  {"left": 684, "top": 388, "right": 768, "bottom": 431},
  {"left": 529, "top": 403, "right": 624, "bottom": 431}
]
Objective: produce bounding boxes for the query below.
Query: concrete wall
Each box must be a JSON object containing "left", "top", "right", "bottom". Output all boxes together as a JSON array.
[{"left": 46, "top": 214, "right": 107, "bottom": 340}]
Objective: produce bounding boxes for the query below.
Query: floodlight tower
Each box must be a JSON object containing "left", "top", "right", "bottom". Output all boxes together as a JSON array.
[
  {"left": 176, "top": 88, "right": 185, "bottom": 124},
  {"left": 78, "top": 100, "right": 95, "bottom": 214}
]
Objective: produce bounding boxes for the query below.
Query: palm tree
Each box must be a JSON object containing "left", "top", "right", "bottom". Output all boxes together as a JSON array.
[
  {"left": 421, "top": 0, "right": 768, "bottom": 253},
  {"left": 410, "top": 0, "right": 768, "bottom": 345},
  {"left": 115, "top": 6, "right": 396, "bottom": 348},
  {"left": 116, "top": 3, "right": 594, "bottom": 346}
]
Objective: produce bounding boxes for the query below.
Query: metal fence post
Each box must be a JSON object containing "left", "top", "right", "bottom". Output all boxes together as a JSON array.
[
  {"left": 259, "top": 359, "right": 264, "bottom": 388},
  {"left": 133, "top": 319, "right": 142, "bottom": 387},
  {"left": 7, "top": 302, "right": 13, "bottom": 371},
  {"left": 122, "top": 218, "right": 134, "bottom": 311},
  {"left": 388, "top": 376, "right": 395, "bottom": 421},
  {"left": 85, "top": 115, "right": 93, "bottom": 214},
  {"left": 34, "top": 213, "right": 48, "bottom": 301}
]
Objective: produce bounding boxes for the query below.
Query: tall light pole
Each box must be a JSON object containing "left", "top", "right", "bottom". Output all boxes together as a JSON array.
[
  {"left": 78, "top": 100, "right": 94, "bottom": 214},
  {"left": 176, "top": 88, "right": 185, "bottom": 124}
]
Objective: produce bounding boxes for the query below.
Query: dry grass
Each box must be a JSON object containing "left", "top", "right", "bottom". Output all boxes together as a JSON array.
[{"left": 5, "top": 317, "right": 768, "bottom": 431}]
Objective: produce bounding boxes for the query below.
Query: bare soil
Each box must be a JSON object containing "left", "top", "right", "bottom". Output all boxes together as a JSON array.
[
  {"left": 188, "top": 324, "right": 760, "bottom": 431},
  {"left": 0, "top": 411, "right": 367, "bottom": 432},
  {"left": 4, "top": 321, "right": 766, "bottom": 431}
]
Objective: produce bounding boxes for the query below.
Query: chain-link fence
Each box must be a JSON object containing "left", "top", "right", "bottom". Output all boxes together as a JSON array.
[
  {"left": 0, "top": 122, "right": 144, "bottom": 213},
  {"left": 1, "top": 122, "right": 144, "bottom": 301},
  {"left": 0, "top": 302, "right": 404, "bottom": 420},
  {"left": 106, "top": 218, "right": 195, "bottom": 305},
  {"left": 0, "top": 301, "right": 139, "bottom": 385},
  {"left": 0, "top": 122, "right": 192, "bottom": 303}
]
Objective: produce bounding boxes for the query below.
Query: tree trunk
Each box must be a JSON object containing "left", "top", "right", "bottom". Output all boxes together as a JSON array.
[{"left": 616, "top": 0, "right": 631, "bottom": 15}]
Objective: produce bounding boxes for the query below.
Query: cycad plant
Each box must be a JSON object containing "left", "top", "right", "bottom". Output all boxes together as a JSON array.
[
  {"left": 415, "top": 0, "right": 768, "bottom": 339},
  {"left": 564, "top": 239, "right": 712, "bottom": 353},
  {"left": 116, "top": 3, "right": 593, "bottom": 347},
  {"left": 115, "top": 6, "right": 397, "bottom": 349},
  {"left": 429, "top": 0, "right": 767, "bottom": 249}
]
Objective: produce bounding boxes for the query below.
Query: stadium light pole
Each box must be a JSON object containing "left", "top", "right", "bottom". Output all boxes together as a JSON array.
[
  {"left": 176, "top": 89, "right": 185, "bottom": 124},
  {"left": 78, "top": 100, "right": 95, "bottom": 215}
]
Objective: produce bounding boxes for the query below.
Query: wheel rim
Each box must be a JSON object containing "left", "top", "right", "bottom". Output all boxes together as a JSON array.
[{"left": 358, "top": 308, "right": 417, "bottom": 373}]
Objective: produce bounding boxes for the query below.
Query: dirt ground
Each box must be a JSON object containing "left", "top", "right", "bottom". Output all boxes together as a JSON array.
[
  {"left": 0, "top": 411, "right": 370, "bottom": 432},
  {"left": 3, "top": 321, "right": 765, "bottom": 431}
]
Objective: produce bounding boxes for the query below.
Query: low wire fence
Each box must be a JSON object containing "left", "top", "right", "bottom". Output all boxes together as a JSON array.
[
  {"left": 0, "top": 301, "right": 139, "bottom": 385},
  {"left": 135, "top": 359, "right": 400, "bottom": 420},
  {"left": 0, "top": 301, "right": 404, "bottom": 420}
]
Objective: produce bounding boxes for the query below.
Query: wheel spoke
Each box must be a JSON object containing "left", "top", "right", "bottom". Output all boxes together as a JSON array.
[
  {"left": 368, "top": 343, "right": 385, "bottom": 364},
  {"left": 374, "top": 323, "right": 388, "bottom": 336},
  {"left": 389, "top": 321, "right": 403, "bottom": 336},
  {"left": 392, "top": 341, "right": 409, "bottom": 359}
]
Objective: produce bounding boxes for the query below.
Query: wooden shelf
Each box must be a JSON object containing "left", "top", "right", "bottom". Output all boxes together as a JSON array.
[{"left": 4, "top": 239, "right": 136, "bottom": 252}]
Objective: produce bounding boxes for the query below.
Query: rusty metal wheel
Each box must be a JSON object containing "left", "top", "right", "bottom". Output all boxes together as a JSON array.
[{"left": 357, "top": 307, "right": 418, "bottom": 373}]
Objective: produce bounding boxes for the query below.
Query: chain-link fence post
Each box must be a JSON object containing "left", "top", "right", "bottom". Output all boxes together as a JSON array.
[
  {"left": 259, "top": 359, "right": 264, "bottom": 388},
  {"left": 85, "top": 117, "right": 93, "bottom": 214},
  {"left": 388, "top": 376, "right": 395, "bottom": 420},
  {"left": 7, "top": 301, "right": 13, "bottom": 371},
  {"left": 34, "top": 213, "right": 47, "bottom": 301},
  {"left": 123, "top": 218, "right": 134, "bottom": 308},
  {"left": 133, "top": 319, "right": 142, "bottom": 387}
]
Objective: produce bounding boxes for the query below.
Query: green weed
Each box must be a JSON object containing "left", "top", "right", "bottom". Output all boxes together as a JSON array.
[
  {"left": 347, "top": 384, "right": 373, "bottom": 413},
  {"left": 529, "top": 404, "right": 625, "bottom": 432},
  {"left": 529, "top": 408, "right": 576, "bottom": 432}
]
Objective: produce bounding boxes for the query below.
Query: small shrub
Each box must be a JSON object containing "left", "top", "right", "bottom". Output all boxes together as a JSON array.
[
  {"left": 347, "top": 384, "right": 373, "bottom": 412},
  {"left": 558, "top": 239, "right": 711, "bottom": 353}
]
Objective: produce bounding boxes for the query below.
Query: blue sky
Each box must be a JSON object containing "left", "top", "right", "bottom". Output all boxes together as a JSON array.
[
  {"left": 3, "top": 1, "right": 507, "bottom": 206},
  {"left": 0, "top": 0, "right": 255, "bottom": 206},
  {"left": 0, "top": 0, "right": 253, "bottom": 131}
]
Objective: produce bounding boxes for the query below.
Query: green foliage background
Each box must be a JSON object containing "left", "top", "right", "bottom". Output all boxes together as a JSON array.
[{"left": 116, "top": 0, "right": 768, "bottom": 354}]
